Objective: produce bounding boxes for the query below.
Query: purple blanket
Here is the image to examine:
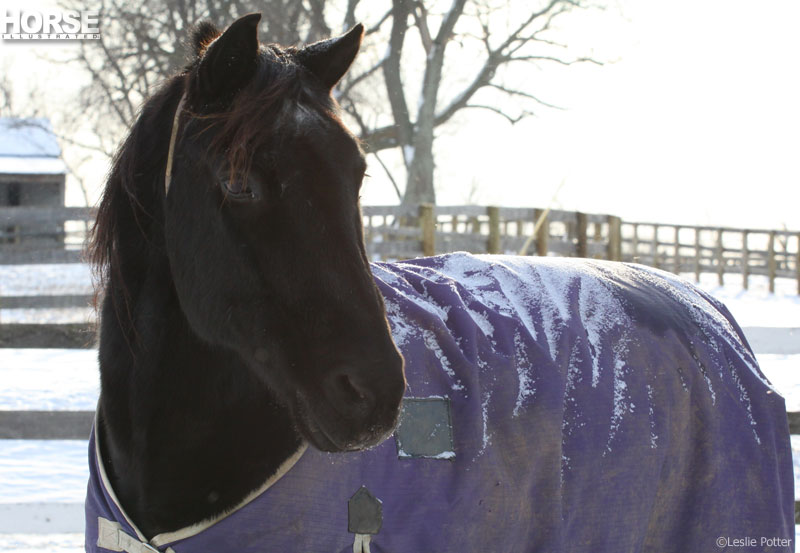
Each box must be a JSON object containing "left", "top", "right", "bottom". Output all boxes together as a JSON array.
[{"left": 86, "top": 253, "right": 794, "bottom": 552}]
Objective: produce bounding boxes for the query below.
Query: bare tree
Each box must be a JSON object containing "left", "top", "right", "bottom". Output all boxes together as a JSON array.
[
  {"left": 60, "top": 0, "right": 336, "bottom": 155},
  {"left": 343, "top": 0, "right": 601, "bottom": 206},
  {"left": 64, "top": 0, "right": 600, "bottom": 204}
]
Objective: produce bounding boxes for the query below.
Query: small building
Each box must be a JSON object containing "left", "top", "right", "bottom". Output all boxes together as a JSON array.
[{"left": 0, "top": 118, "right": 67, "bottom": 245}]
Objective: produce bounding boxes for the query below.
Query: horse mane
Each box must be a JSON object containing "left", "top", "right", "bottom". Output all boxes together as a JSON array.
[
  {"left": 89, "top": 20, "right": 219, "bottom": 292},
  {"left": 88, "top": 27, "right": 321, "bottom": 322},
  {"left": 88, "top": 77, "right": 185, "bottom": 318}
]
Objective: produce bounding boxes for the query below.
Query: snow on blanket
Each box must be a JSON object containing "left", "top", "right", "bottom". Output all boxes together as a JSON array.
[{"left": 85, "top": 253, "right": 794, "bottom": 553}]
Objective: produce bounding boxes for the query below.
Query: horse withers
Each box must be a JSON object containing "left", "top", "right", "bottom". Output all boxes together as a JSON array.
[{"left": 85, "top": 13, "right": 794, "bottom": 553}]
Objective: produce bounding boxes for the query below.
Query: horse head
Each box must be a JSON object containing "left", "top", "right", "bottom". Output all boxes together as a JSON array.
[{"left": 163, "top": 14, "right": 405, "bottom": 452}]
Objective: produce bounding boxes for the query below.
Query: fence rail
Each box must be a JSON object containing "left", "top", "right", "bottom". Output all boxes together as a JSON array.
[
  {"left": 0, "top": 323, "right": 95, "bottom": 348},
  {"left": 0, "top": 294, "right": 92, "bottom": 309},
  {"left": 1, "top": 325, "right": 795, "bottom": 432},
  {"left": 361, "top": 205, "right": 799, "bottom": 294},
  {"left": 622, "top": 223, "right": 800, "bottom": 294},
  {"left": 2, "top": 205, "right": 797, "bottom": 292},
  {"left": 0, "top": 206, "right": 94, "bottom": 225},
  {"left": 0, "top": 206, "right": 93, "bottom": 264}
]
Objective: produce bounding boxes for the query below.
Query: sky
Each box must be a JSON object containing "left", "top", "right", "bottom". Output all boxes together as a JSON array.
[
  {"left": 420, "top": 0, "right": 800, "bottom": 231},
  {"left": 1, "top": 0, "right": 798, "bottom": 231}
]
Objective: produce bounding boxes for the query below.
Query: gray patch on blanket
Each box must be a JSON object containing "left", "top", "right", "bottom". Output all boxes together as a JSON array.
[{"left": 394, "top": 397, "right": 455, "bottom": 460}]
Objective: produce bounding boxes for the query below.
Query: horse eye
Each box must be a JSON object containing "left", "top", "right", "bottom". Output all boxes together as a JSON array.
[{"left": 222, "top": 178, "right": 255, "bottom": 199}]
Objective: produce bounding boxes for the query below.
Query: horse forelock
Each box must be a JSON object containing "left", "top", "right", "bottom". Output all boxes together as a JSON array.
[{"left": 196, "top": 46, "right": 338, "bottom": 184}]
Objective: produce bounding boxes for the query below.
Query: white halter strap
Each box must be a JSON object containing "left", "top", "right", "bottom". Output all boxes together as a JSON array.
[{"left": 164, "top": 93, "right": 188, "bottom": 195}]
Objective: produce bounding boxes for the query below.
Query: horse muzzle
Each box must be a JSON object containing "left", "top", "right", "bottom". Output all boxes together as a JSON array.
[{"left": 294, "top": 357, "right": 406, "bottom": 452}]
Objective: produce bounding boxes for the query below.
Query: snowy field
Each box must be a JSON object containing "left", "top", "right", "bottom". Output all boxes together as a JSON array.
[{"left": 0, "top": 265, "right": 798, "bottom": 550}]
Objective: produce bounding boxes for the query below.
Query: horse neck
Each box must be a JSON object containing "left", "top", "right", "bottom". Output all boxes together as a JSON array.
[{"left": 97, "top": 231, "right": 302, "bottom": 536}]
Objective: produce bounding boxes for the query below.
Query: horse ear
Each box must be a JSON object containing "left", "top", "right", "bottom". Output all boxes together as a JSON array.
[
  {"left": 194, "top": 13, "right": 261, "bottom": 105},
  {"left": 297, "top": 24, "right": 364, "bottom": 90}
]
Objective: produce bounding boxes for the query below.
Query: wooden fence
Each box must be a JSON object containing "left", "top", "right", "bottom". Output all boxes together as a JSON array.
[
  {"left": 362, "top": 205, "right": 799, "bottom": 294},
  {"left": 1, "top": 204, "right": 799, "bottom": 522},
  {"left": 2, "top": 323, "right": 799, "bottom": 521},
  {"left": 0, "top": 206, "right": 92, "bottom": 264},
  {"left": 362, "top": 204, "right": 622, "bottom": 261},
  {"left": 1, "top": 205, "right": 797, "bottom": 293},
  {"left": 1, "top": 325, "right": 799, "bottom": 437},
  {"left": 622, "top": 222, "right": 800, "bottom": 294}
]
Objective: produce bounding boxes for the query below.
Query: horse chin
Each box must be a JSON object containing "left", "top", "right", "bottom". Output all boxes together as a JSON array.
[{"left": 293, "top": 392, "right": 397, "bottom": 453}]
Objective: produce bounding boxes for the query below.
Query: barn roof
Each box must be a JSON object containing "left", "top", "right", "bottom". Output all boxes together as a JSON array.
[{"left": 0, "top": 118, "right": 67, "bottom": 175}]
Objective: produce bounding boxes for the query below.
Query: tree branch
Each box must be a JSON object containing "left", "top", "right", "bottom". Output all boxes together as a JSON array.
[
  {"left": 433, "top": 50, "right": 503, "bottom": 127},
  {"left": 337, "top": 57, "right": 386, "bottom": 102},
  {"left": 359, "top": 124, "right": 399, "bottom": 153},
  {"left": 434, "top": 0, "right": 469, "bottom": 44},
  {"left": 509, "top": 54, "right": 602, "bottom": 66},
  {"left": 432, "top": 0, "right": 596, "bottom": 130},
  {"left": 95, "top": 33, "right": 137, "bottom": 121},
  {"left": 343, "top": 0, "right": 359, "bottom": 31},
  {"left": 381, "top": 0, "right": 414, "bottom": 152},
  {"left": 371, "top": 151, "right": 403, "bottom": 201},
  {"left": 463, "top": 104, "right": 529, "bottom": 124},
  {"left": 488, "top": 83, "right": 564, "bottom": 110},
  {"left": 365, "top": 9, "right": 392, "bottom": 35},
  {"left": 78, "top": 44, "right": 132, "bottom": 128},
  {"left": 413, "top": 2, "right": 433, "bottom": 54}
]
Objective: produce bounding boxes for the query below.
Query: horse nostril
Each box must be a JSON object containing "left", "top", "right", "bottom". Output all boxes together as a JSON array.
[
  {"left": 325, "top": 368, "right": 376, "bottom": 413},
  {"left": 338, "top": 373, "right": 366, "bottom": 401}
]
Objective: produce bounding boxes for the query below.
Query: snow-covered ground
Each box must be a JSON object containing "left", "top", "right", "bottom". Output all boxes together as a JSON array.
[
  {"left": 689, "top": 271, "right": 800, "bottom": 328},
  {"left": 0, "top": 264, "right": 94, "bottom": 324},
  {"left": 0, "top": 441, "right": 88, "bottom": 503},
  {"left": 0, "top": 534, "right": 84, "bottom": 553},
  {"left": 0, "top": 350, "right": 97, "bottom": 411},
  {"left": 0, "top": 265, "right": 798, "bottom": 550},
  {"left": 0, "top": 264, "right": 94, "bottom": 297}
]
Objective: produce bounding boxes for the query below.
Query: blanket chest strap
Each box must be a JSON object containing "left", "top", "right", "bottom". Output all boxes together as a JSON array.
[{"left": 97, "top": 517, "right": 175, "bottom": 553}]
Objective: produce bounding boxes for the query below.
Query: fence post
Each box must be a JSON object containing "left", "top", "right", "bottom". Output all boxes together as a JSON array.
[
  {"left": 607, "top": 216, "right": 622, "bottom": 261},
  {"left": 533, "top": 208, "right": 548, "bottom": 256},
  {"left": 673, "top": 226, "right": 681, "bottom": 274},
  {"left": 566, "top": 220, "right": 576, "bottom": 242},
  {"left": 419, "top": 204, "right": 435, "bottom": 257},
  {"left": 469, "top": 216, "right": 480, "bottom": 235},
  {"left": 694, "top": 228, "right": 701, "bottom": 282},
  {"left": 768, "top": 231, "right": 776, "bottom": 294},
  {"left": 742, "top": 230, "right": 749, "bottom": 290},
  {"left": 652, "top": 225, "right": 660, "bottom": 269},
  {"left": 487, "top": 206, "right": 501, "bottom": 254},
  {"left": 716, "top": 229, "right": 724, "bottom": 286},
  {"left": 576, "top": 212, "right": 588, "bottom": 258},
  {"left": 632, "top": 224, "right": 639, "bottom": 262}
]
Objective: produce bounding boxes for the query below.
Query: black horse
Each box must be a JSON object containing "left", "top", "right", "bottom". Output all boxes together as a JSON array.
[
  {"left": 86, "top": 14, "right": 794, "bottom": 553},
  {"left": 88, "top": 13, "right": 404, "bottom": 538}
]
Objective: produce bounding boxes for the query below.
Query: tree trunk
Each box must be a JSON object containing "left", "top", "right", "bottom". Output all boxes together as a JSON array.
[{"left": 402, "top": 131, "right": 436, "bottom": 206}]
